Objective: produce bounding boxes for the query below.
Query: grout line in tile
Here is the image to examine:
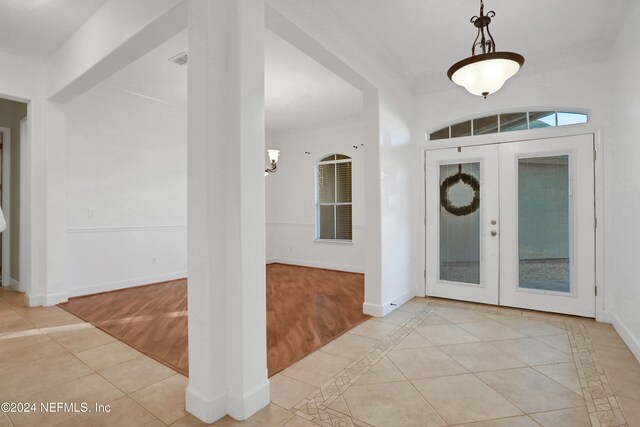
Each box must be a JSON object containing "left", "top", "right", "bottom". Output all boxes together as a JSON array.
[
  {"left": 530, "top": 362, "right": 584, "bottom": 397},
  {"left": 127, "top": 374, "right": 184, "bottom": 426},
  {"left": 0, "top": 409, "right": 15, "bottom": 427},
  {"left": 128, "top": 373, "right": 182, "bottom": 397},
  {"left": 116, "top": 395, "right": 167, "bottom": 427},
  {"left": 277, "top": 372, "right": 321, "bottom": 389},
  {"left": 385, "top": 352, "right": 409, "bottom": 382},
  {"left": 470, "top": 370, "right": 533, "bottom": 415},
  {"left": 406, "top": 374, "right": 448, "bottom": 424},
  {"left": 67, "top": 337, "right": 157, "bottom": 400},
  {"left": 527, "top": 414, "right": 545, "bottom": 427}
]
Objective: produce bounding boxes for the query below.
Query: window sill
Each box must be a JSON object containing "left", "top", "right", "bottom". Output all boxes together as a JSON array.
[{"left": 314, "top": 239, "right": 354, "bottom": 245}]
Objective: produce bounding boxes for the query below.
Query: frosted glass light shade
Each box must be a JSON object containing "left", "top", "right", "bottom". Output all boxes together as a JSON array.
[
  {"left": 448, "top": 52, "right": 524, "bottom": 98},
  {"left": 267, "top": 149, "right": 280, "bottom": 163}
]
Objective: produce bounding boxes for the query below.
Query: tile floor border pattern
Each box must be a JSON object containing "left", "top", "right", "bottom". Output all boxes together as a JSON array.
[
  {"left": 291, "top": 304, "right": 437, "bottom": 427},
  {"left": 291, "top": 302, "right": 631, "bottom": 427},
  {"left": 568, "top": 323, "right": 628, "bottom": 426}
]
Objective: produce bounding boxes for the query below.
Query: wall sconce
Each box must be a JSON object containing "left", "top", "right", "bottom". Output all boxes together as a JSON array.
[{"left": 264, "top": 149, "right": 280, "bottom": 176}]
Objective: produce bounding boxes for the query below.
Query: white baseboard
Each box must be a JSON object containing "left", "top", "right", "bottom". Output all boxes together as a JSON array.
[
  {"left": 25, "top": 271, "right": 187, "bottom": 307},
  {"left": 611, "top": 313, "right": 640, "bottom": 363},
  {"left": 185, "top": 380, "right": 270, "bottom": 423},
  {"left": 26, "top": 292, "right": 68, "bottom": 307},
  {"left": 597, "top": 310, "right": 613, "bottom": 324},
  {"left": 10, "top": 278, "right": 24, "bottom": 292},
  {"left": 25, "top": 293, "right": 40, "bottom": 307},
  {"left": 362, "top": 302, "right": 384, "bottom": 317},
  {"left": 266, "top": 258, "right": 364, "bottom": 274},
  {"left": 227, "top": 380, "right": 270, "bottom": 421},
  {"left": 2, "top": 278, "right": 24, "bottom": 292},
  {"left": 363, "top": 289, "right": 416, "bottom": 317},
  {"left": 185, "top": 385, "right": 227, "bottom": 424},
  {"left": 67, "top": 271, "right": 188, "bottom": 299}
]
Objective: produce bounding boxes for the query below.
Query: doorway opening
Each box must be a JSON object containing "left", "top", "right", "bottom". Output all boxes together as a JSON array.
[
  {"left": 425, "top": 133, "right": 596, "bottom": 317},
  {"left": 264, "top": 29, "right": 368, "bottom": 374},
  {"left": 0, "top": 97, "right": 28, "bottom": 293}
]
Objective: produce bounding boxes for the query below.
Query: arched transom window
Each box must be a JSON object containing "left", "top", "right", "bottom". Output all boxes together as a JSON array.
[{"left": 429, "top": 111, "right": 588, "bottom": 141}]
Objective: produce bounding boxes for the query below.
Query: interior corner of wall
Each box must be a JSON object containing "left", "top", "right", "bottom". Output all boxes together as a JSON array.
[
  {"left": 363, "top": 302, "right": 384, "bottom": 317},
  {"left": 611, "top": 312, "right": 640, "bottom": 362}
]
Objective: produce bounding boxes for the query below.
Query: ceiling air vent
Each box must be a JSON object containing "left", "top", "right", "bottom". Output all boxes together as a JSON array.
[{"left": 169, "top": 52, "right": 188, "bottom": 66}]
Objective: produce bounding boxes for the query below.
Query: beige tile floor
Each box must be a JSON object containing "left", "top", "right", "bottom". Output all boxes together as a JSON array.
[{"left": 1, "top": 287, "right": 639, "bottom": 426}]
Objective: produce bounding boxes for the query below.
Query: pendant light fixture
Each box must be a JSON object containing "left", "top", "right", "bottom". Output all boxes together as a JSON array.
[{"left": 447, "top": 0, "right": 524, "bottom": 98}]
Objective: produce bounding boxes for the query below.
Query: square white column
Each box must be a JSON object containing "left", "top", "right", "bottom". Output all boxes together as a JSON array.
[{"left": 186, "top": 0, "right": 268, "bottom": 423}]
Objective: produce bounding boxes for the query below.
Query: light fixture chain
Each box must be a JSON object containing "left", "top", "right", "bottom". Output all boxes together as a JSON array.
[{"left": 470, "top": 0, "right": 496, "bottom": 55}]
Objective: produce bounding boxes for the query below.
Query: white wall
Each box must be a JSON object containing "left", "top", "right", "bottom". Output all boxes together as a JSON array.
[
  {"left": 609, "top": 1, "right": 640, "bottom": 361},
  {"left": 266, "top": 119, "right": 365, "bottom": 272},
  {"left": 413, "top": 60, "right": 614, "bottom": 310},
  {"left": 65, "top": 83, "right": 187, "bottom": 297}
]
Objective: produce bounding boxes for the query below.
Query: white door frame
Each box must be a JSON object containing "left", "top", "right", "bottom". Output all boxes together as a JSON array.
[
  {"left": 0, "top": 127, "right": 10, "bottom": 288},
  {"left": 19, "top": 117, "right": 28, "bottom": 293},
  {"left": 424, "top": 127, "right": 606, "bottom": 321}
]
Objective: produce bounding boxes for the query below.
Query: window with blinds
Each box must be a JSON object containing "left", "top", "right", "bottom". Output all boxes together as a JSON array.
[{"left": 316, "top": 154, "right": 352, "bottom": 241}]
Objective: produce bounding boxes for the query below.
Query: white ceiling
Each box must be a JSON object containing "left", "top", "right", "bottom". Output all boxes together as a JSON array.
[
  {"left": 331, "top": 0, "right": 631, "bottom": 93},
  {"left": 1, "top": 0, "right": 628, "bottom": 120},
  {"left": 0, "top": 0, "right": 107, "bottom": 61},
  {"left": 102, "top": 29, "right": 363, "bottom": 133},
  {"left": 102, "top": 30, "right": 189, "bottom": 107},
  {"left": 264, "top": 30, "right": 363, "bottom": 132}
]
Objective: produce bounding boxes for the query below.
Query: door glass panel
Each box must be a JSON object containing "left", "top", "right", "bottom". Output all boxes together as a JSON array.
[
  {"left": 440, "top": 162, "right": 481, "bottom": 284},
  {"left": 518, "top": 155, "right": 570, "bottom": 292}
]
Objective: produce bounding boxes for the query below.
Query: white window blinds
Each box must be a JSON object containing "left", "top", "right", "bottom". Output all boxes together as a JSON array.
[{"left": 316, "top": 155, "right": 352, "bottom": 241}]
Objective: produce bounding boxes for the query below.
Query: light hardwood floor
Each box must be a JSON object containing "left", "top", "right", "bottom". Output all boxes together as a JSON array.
[{"left": 58, "top": 264, "right": 369, "bottom": 377}]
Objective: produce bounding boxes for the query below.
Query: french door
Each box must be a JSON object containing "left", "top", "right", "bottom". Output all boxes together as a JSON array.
[{"left": 425, "top": 134, "right": 596, "bottom": 317}]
